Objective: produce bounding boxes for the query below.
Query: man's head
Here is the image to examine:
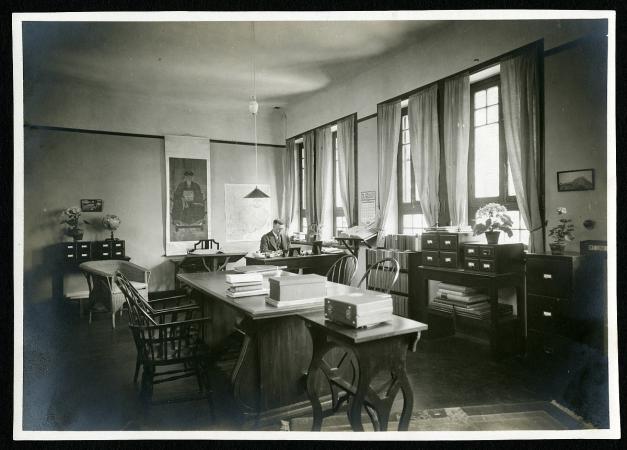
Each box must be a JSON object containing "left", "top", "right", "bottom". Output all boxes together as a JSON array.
[
  {"left": 272, "top": 219, "right": 284, "bottom": 234},
  {"left": 184, "top": 170, "right": 194, "bottom": 183}
]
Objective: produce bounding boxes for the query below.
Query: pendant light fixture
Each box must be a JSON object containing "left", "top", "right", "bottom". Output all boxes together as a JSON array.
[{"left": 244, "top": 21, "right": 270, "bottom": 199}]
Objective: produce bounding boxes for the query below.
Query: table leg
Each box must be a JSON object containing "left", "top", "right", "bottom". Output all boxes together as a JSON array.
[{"left": 305, "top": 326, "right": 332, "bottom": 431}]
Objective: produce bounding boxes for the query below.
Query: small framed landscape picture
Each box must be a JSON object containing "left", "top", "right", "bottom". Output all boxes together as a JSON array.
[
  {"left": 80, "top": 199, "right": 103, "bottom": 212},
  {"left": 557, "top": 169, "right": 595, "bottom": 192}
]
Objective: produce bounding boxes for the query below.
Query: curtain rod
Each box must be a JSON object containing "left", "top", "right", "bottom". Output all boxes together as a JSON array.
[{"left": 24, "top": 124, "right": 286, "bottom": 149}]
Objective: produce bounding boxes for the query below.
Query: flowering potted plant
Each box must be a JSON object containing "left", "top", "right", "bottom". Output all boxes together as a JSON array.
[
  {"left": 102, "top": 214, "right": 122, "bottom": 241},
  {"left": 61, "top": 206, "right": 88, "bottom": 241},
  {"left": 546, "top": 207, "right": 574, "bottom": 255},
  {"left": 472, "top": 203, "right": 514, "bottom": 245}
]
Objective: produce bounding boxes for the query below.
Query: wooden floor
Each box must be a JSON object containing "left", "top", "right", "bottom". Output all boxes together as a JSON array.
[{"left": 21, "top": 298, "right": 609, "bottom": 431}]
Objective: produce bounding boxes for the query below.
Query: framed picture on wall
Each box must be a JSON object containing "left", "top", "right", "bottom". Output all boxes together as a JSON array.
[
  {"left": 557, "top": 169, "right": 595, "bottom": 192},
  {"left": 80, "top": 199, "right": 103, "bottom": 212},
  {"left": 164, "top": 135, "right": 211, "bottom": 256}
]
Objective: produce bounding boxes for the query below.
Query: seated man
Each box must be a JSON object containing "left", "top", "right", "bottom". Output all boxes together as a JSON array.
[{"left": 260, "top": 219, "right": 291, "bottom": 254}]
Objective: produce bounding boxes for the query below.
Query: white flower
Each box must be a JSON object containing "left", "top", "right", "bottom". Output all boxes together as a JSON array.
[{"left": 556, "top": 207, "right": 567, "bottom": 215}]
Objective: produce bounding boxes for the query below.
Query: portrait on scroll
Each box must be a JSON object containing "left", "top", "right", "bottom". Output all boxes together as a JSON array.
[{"left": 164, "top": 136, "right": 211, "bottom": 256}]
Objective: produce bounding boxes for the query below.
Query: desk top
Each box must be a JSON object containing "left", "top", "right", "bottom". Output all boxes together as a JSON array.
[
  {"left": 177, "top": 270, "right": 359, "bottom": 319},
  {"left": 169, "top": 252, "right": 247, "bottom": 262},
  {"left": 299, "top": 311, "right": 427, "bottom": 344}
]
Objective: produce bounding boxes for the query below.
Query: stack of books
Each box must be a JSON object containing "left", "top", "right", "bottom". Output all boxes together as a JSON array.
[
  {"left": 265, "top": 274, "right": 327, "bottom": 308},
  {"left": 225, "top": 273, "right": 268, "bottom": 298},
  {"left": 430, "top": 283, "right": 513, "bottom": 320},
  {"left": 384, "top": 234, "right": 421, "bottom": 251}
]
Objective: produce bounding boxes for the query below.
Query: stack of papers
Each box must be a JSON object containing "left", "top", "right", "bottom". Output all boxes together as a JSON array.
[{"left": 225, "top": 272, "right": 267, "bottom": 298}]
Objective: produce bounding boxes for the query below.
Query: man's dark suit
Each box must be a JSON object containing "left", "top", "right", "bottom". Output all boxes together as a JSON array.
[{"left": 259, "top": 231, "right": 290, "bottom": 253}]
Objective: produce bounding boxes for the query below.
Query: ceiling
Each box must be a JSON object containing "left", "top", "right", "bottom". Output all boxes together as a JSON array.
[{"left": 22, "top": 20, "right": 449, "bottom": 113}]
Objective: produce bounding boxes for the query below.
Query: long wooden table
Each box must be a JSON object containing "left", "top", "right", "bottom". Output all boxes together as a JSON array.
[
  {"left": 177, "top": 270, "right": 427, "bottom": 427},
  {"left": 245, "top": 253, "right": 344, "bottom": 276}
]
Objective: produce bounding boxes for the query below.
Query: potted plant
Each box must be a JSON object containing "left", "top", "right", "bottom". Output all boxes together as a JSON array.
[
  {"left": 102, "top": 214, "right": 122, "bottom": 241},
  {"left": 61, "top": 206, "right": 88, "bottom": 241},
  {"left": 546, "top": 207, "right": 574, "bottom": 255},
  {"left": 472, "top": 203, "right": 514, "bottom": 245}
]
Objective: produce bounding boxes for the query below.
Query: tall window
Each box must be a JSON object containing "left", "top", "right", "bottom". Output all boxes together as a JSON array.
[
  {"left": 397, "top": 110, "right": 426, "bottom": 235},
  {"left": 333, "top": 131, "right": 348, "bottom": 235},
  {"left": 469, "top": 75, "right": 528, "bottom": 244},
  {"left": 298, "top": 141, "right": 307, "bottom": 233}
]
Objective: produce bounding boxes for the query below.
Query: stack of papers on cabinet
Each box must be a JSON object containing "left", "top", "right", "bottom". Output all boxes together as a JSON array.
[{"left": 324, "top": 292, "right": 393, "bottom": 328}]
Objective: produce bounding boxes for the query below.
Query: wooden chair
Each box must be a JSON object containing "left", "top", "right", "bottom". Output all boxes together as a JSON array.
[
  {"left": 357, "top": 257, "right": 400, "bottom": 294},
  {"left": 80, "top": 260, "right": 150, "bottom": 328},
  {"left": 115, "top": 272, "right": 213, "bottom": 405},
  {"left": 325, "top": 254, "right": 358, "bottom": 286}
]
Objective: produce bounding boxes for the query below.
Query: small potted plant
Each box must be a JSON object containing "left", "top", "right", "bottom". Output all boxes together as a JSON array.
[
  {"left": 546, "top": 207, "right": 574, "bottom": 255},
  {"left": 102, "top": 214, "right": 122, "bottom": 241},
  {"left": 472, "top": 202, "right": 514, "bottom": 245},
  {"left": 61, "top": 206, "right": 87, "bottom": 241}
]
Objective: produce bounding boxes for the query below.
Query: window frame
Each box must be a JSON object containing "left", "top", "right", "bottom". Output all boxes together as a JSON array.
[
  {"left": 468, "top": 75, "right": 518, "bottom": 220},
  {"left": 332, "top": 130, "right": 347, "bottom": 236},
  {"left": 397, "top": 106, "right": 425, "bottom": 235},
  {"left": 297, "top": 141, "right": 307, "bottom": 233}
]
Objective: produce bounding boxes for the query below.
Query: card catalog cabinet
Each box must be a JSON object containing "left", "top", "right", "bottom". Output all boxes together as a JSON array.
[
  {"left": 62, "top": 240, "right": 126, "bottom": 263},
  {"left": 461, "top": 243, "right": 524, "bottom": 274},
  {"left": 421, "top": 233, "right": 477, "bottom": 268}
]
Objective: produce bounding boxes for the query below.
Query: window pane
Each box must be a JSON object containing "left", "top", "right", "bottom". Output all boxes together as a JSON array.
[
  {"left": 402, "top": 114, "right": 408, "bottom": 129},
  {"left": 474, "top": 108, "right": 486, "bottom": 126},
  {"left": 486, "top": 105, "right": 499, "bottom": 124},
  {"left": 403, "top": 159, "right": 411, "bottom": 203},
  {"left": 474, "top": 90, "right": 486, "bottom": 108},
  {"left": 402, "top": 130, "right": 410, "bottom": 145},
  {"left": 474, "top": 123, "right": 500, "bottom": 198},
  {"left": 487, "top": 86, "right": 499, "bottom": 105},
  {"left": 403, "top": 144, "right": 411, "bottom": 162},
  {"left": 507, "top": 163, "right": 516, "bottom": 197}
]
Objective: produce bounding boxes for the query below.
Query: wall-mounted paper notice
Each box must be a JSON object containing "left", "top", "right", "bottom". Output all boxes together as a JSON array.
[{"left": 360, "top": 190, "right": 376, "bottom": 225}]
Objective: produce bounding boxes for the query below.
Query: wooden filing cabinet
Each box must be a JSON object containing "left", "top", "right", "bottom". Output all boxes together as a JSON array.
[
  {"left": 461, "top": 243, "right": 524, "bottom": 274},
  {"left": 525, "top": 253, "right": 582, "bottom": 352},
  {"left": 421, "top": 232, "right": 477, "bottom": 268},
  {"left": 61, "top": 239, "right": 126, "bottom": 263}
]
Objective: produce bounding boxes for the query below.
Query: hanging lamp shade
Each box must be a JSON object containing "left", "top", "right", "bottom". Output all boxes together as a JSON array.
[
  {"left": 244, "top": 22, "right": 270, "bottom": 200},
  {"left": 244, "top": 186, "right": 270, "bottom": 198}
]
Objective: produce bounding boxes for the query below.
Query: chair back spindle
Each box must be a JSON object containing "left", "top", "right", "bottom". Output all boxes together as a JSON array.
[
  {"left": 357, "top": 257, "right": 400, "bottom": 294},
  {"left": 325, "top": 254, "right": 358, "bottom": 286}
]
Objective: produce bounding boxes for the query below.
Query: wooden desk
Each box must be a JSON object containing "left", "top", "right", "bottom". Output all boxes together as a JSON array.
[
  {"left": 169, "top": 252, "right": 247, "bottom": 287},
  {"left": 415, "top": 266, "right": 525, "bottom": 359},
  {"left": 245, "top": 253, "right": 344, "bottom": 276},
  {"left": 300, "top": 312, "right": 427, "bottom": 431},
  {"left": 177, "top": 270, "right": 424, "bottom": 426}
]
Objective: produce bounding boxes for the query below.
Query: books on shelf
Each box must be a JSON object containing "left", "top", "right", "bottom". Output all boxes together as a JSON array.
[
  {"left": 438, "top": 283, "right": 478, "bottom": 295},
  {"left": 391, "top": 293, "right": 409, "bottom": 318},
  {"left": 430, "top": 296, "right": 513, "bottom": 320},
  {"left": 383, "top": 234, "right": 421, "bottom": 251},
  {"left": 365, "top": 248, "right": 416, "bottom": 272},
  {"left": 437, "top": 290, "right": 489, "bottom": 303}
]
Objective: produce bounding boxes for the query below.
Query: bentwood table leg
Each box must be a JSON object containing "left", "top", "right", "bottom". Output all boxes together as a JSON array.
[{"left": 305, "top": 326, "right": 334, "bottom": 431}]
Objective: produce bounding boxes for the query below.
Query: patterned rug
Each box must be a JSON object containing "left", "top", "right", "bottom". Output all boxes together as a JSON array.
[{"left": 287, "top": 401, "right": 594, "bottom": 432}]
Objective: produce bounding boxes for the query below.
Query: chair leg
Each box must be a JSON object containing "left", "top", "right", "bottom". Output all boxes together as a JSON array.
[
  {"left": 140, "top": 366, "right": 154, "bottom": 403},
  {"left": 111, "top": 312, "right": 116, "bottom": 329}
]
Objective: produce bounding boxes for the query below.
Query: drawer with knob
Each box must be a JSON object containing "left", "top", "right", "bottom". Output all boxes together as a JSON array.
[
  {"left": 526, "top": 256, "right": 572, "bottom": 298},
  {"left": 422, "top": 251, "right": 439, "bottom": 267},
  {"left": 439, "top": 251, "right": 458, "bottom": 268},
  {"left": 421, "top": 234, "right": 439, "bottom": 250}
]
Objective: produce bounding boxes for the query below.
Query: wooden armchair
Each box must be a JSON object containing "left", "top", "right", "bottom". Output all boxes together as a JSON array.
[
  {"left": 80, "top": 260, "right": 151, "bottom": 328},
  {"left": 115, "top": 272, "right": 213, "bottom": 404}
]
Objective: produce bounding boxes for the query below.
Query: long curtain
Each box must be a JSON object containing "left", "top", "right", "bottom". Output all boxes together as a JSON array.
[
  {"left": 501, "top": 47, "right": 544, "bottom": 252},
  {"left": 314, "top": 126, "right": 333, "bottom": 240},
  {"left": 303, "top": 131, "right": 317, "bottom": 229},
  {"left": 337, "top": 115, "right": 356, "bottom": 227},
  {"left": 408, "top": 84, "right": 440, "bottom": 227},
  {"left": 377, "top": 101, "right": 401, "bottom": 246},
  {"left": 281, "top": 138, "right": 298, "bottom": 232},
  {"left": 443, "top": 74, "right": 470, "bottom": 226}
]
